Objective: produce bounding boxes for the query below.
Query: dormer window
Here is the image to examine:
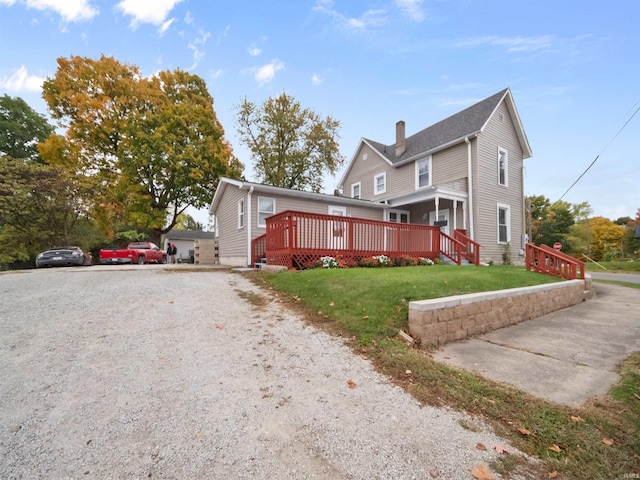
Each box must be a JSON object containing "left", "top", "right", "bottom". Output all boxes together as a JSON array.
[{"left": 416, "top": 156, "right": 432, "bottom": 189}]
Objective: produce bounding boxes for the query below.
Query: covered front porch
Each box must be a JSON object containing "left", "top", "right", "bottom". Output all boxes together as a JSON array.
[
  {"left": 383, "top": 183, "right": 471, "bottom": 238},
  {"left": 252, "top": 210, "right": 480, "bottom": 269}
]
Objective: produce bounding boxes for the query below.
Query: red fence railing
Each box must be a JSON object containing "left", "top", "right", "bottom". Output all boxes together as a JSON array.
[
  {"left": 525, "top": 243, "right": 585, "bottom": 280},
  {"left": 263, "top": 210, "right": 443, "bottom": 269}
]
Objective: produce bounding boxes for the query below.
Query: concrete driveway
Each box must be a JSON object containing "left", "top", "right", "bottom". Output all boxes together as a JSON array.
[{"left": 433, "top": 281, "right": 640, "bottom": 406}]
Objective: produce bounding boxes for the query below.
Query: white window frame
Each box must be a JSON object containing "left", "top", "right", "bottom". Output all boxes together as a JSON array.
[
  {"left": 351, "top": 182, "right": 361, "bottom": 199},
  {"left": 415, "top": 156, "right": 432, "bottom": 189},
  {"left": 374, "top": 172, "right": 386, "bottom": 195},
  {"left": 498, "top": 147, "right": 508, "bottom": 187},
  {"left": 257, "top": 196, "right": 275, "bottom": 228},
  {"left": 237, "top": 198, "right": 245, "bottom": 229},
  {"left": 497, "top": 203, "right": 511, "bottom": 244},
  {"left": 387, "top": 209, "right": 410, "bottom": 223}
]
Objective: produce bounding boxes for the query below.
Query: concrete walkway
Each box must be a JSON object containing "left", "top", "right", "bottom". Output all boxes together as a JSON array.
[{"left": 432, "top": 280, "right": 640, "bottom": 406}]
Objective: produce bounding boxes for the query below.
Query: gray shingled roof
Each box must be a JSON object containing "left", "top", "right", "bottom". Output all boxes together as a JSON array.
[
  {"left": 166, "top": 229, "right": 215, "bottom": 240},
  {"left": 366, "top": 88, "right": 509, "bottom": 165}
]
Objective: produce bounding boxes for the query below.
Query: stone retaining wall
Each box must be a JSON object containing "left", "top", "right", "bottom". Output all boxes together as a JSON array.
[{"left": 408, "top": 280, "right": 588, "bottom": 346}]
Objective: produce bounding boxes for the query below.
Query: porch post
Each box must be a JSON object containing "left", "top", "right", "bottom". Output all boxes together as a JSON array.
[
  {"left": 453, "top": 200, "right": 457, "bottom": 231},
  {"left": 462, "top": 201, "right": 467, "bottom": 230},
  {"left": 435, "top": 196, "right": 439, "bottom": 224}
]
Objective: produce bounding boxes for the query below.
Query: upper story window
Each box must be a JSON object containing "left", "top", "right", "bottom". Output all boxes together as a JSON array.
[
  {"left": 498, "top": 147, "right": 508, "bottom": 186},
  {"left": 497, "top": 203, "right": 511, "bottom": 244},
  {"left": 351, "top": 182, "right": 361, "bottom": 199},
  {"left": 238, "top": 199, "right": 245, "bottom": 229},
  {"left": 416, "top": 156, "right": 432, "bottom": 189},
  {"left": 257, "top": 196, "right": 275, "bottom": 228},
  {"left": 374, "top": 172, "right": 386, "bottom": 195}
]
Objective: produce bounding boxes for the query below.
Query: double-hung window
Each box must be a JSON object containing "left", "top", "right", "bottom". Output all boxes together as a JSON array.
[
  {"left": 497, "top": 203, "right": 511, "bottom": 244},
  {"left": 374, "top": 173, "right": 386, "bottom": 195},
  {"left": 257, "top": 197, "right": 275, "bottom": 228},
  {"left": 238, "top": 199, "right": 245, "bottom": 229},
  {"left": 351, "top": 182, "right": 361, "bottom": 199},
  {"left": 416, "top": 156, "right": 432, "bottom": 188},
  {"left": 498, "top": 147, "right": 508, "bottom": 186}
]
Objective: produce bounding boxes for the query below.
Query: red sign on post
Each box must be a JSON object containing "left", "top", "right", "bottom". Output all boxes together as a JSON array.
[{"left": 553, "top": 242, "right": 562, "bottom": 251}]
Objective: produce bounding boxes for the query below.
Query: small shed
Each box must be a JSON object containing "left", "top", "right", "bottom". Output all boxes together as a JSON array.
[{"left": 163, "top": 229, "right": 216, "bottom": 263}]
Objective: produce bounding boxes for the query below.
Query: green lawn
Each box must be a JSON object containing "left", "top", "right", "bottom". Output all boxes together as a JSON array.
[{"left": 259, "top": 265, "right": 640, "bottom": 479}]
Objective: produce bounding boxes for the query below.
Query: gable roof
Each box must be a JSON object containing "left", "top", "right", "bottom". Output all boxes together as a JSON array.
[
  {"left": 209, "top": 177, "right": 387, "bottom": 214},
  {"left": 165, "top": 229, "right": 215, "bottom": 240},
  {"left": 339, "top": 88, "right": 532, "bottom": 186}
]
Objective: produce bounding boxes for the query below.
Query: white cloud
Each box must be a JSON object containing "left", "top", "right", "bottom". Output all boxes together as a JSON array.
[
  {"left": 254, "top": 60, "right": 284, "bottom": 86},
  {"left": 313, "top": 0, "right": 387, "bottom": 32},
  {"left": 395, "top": 0, "right": 424, "bottom": 22},
  {"left": 116, "top": 0, "right": 182, "bottom": 28},
  {"left": 187, "top": 29, "right": 211, "bottom": 69},
  {"left": 210, "top": 69, "right": 224, "bottom": 80},
  {"left": 247, "top": 45, "right": 262, "bottom": 57},
  {"left": 2, "top": 0, "right": 98, "bottom": 22},
  {"left": 311, "top": 74, "right": 324, "bottom": 86},
  {"left": 455, "top": 35, "right": 554, "bottom": 53},
  {"left": 158, "top": 18, "right": 174, "bottom": 36},
  {"left": 184, "top": 10, "right": 193, "bottom": 24},
  {"left": 0, "top": 65, "right": 45, "bottom": 92}
]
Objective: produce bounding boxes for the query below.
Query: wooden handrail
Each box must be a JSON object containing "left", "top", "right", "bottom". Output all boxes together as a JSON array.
[
  {"left": 453, "top": 229, "right": 481, "bottom": 265},
  {"left": 525, "top": 243, "right": 585, "bottom": 280}
]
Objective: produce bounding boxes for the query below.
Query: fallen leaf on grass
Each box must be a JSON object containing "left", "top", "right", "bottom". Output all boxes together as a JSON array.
[
  {"left": 548, "top": 472, "right": 558, "bottom": 478},
  {"left": 329, "top": 302, "right": 334, "bottom": 307},
  {"left": 347, "top": 379, "right": 356, "bottom": 389},
  {"left": 492, "top": 445, "right": 507, "bottom": 454},
  {"left": 469, "top": 464, "right": 494, "bottom": 480},
  {"left": 476, "top": 443, "right": 487, "bottom": 451},
  {"left": 601, "top": 437, "right": 614, "bottom": 446},
  {"left": 362, "top": 315, "right": 369, "bottom": 319},
  {"left": 570, "top": 415, "right": 585, "bottom": 422},
  {"left": 517, "top": 427, "right": 533, "bottom": 436},
  {"left": 548, "top": 444, "right": 561, "bottom": 453},
  {"left": 395, "top": 305, "right": 402, "bottom": 312}
]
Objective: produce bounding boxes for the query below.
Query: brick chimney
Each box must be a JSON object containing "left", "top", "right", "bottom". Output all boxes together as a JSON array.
[{"left": 395, "top": 120, "right": 406, "bottom": 157}]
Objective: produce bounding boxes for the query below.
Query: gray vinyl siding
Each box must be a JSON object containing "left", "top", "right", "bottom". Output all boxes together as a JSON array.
[
  {"left": 475, "top": 101, "right": 525, "bottom": 264},
  {"left": 215, "top": 186, "right": 248, "bottom": 264},
  {"left": 250, "top": 193, "right": 382, "bottom": 231},
  {"left": 432, "top": 143, "right": 468, "bottom": 186},
  {"left": 341, "top": 144, "right": 396, "bottom": 201}
]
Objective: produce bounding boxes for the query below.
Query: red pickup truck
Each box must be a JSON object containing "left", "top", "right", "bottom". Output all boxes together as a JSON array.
[{"left": 99, "top": 242, "right": 167, "bottom": 265}]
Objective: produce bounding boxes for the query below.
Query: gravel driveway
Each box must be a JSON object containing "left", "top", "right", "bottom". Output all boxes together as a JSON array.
[{"left": 1, "top": 267, "right": 520, "bottom": 479}]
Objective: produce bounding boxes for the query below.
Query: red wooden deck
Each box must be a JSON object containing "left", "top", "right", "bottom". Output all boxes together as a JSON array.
[{"left": 252, "top": 210, "right": 480, "bottom": 269}]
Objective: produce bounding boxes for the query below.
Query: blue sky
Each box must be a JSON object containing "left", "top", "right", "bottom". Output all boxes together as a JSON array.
[{"left": 1, "top": 0, "right": 638, "bottom": 225}]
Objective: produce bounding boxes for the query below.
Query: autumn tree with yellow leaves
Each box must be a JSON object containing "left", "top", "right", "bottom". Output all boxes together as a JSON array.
[{"left": 41, "top": 55, "right": 243, "bottom": 244}]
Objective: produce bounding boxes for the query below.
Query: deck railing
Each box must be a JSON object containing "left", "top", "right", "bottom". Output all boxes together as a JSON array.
[
  {"left": 525, "top": 243, "right": 585, "bottom": 280},
  {"left": 263, "top": 210, "right": 443, "bottom": 269},
  {"left": 251, "top": 233, "right": 267, "bottom": 267}
]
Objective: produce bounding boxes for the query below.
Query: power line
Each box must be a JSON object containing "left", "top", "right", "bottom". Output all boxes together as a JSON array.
[{"left": 559, "top": 101, "right": 640, "bottom": 201}]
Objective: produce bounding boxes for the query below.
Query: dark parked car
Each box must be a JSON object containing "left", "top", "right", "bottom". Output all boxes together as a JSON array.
[{"left": 36, "top": 246, "right": 92, "bottom": 268}]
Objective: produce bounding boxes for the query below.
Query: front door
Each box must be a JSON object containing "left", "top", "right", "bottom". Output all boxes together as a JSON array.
[
  {"left": 429, "top": 209, "right": 450, "bottom": 236},
  {"left": 328, "top": 206, "right": 347, "bottom": 249}
]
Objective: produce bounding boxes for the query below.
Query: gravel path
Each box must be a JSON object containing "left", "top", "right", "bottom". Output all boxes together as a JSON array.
[{"left": 1, "top": 267, "right": 522, "bottom": 479}]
